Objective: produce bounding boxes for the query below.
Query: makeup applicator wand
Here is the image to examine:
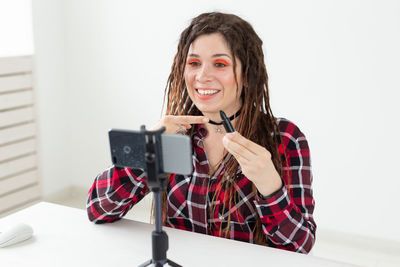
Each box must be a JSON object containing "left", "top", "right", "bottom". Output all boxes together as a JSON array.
[{"left": 220, "top": 110, "right": 235, "bottom": 133}]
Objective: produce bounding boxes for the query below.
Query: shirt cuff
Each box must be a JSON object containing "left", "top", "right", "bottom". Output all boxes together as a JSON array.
[{"left": 254, "top": 185, "right": 291, "bottom": 217}]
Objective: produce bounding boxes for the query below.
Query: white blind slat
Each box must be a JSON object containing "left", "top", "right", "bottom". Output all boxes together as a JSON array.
[
  {"left": 0, "top": 170, "right": 38, "bottom": 196},
  {"left": 0, "top": 122, "right": 35, "bottom": 145},
  {"left": 0, "top": 138, "right": 36, "bottom": 162},
  {"left": 0, "top": 154, "right": 36, "bottom": 179},
  {"left": 0, "top": 74, "right": 33, "bottom": 93},
  {"left": 0, "top": 56, "right": 33, "bottom": 76},
  {"left": 0, "top": 184, "right": 40, "bottom": 213},
  {"left": 0, "top": 106, "right": 34, "bottom": 128},
  {"left": 0, "top": 90, "right": 34, "bottom": 110}
]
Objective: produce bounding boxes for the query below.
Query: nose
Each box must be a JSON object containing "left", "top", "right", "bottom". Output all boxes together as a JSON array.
[{"left": 195, "top": 63, "right": 213, "bottom": 83}]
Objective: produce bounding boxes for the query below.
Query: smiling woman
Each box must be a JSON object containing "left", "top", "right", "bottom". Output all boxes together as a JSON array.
[
  {"left": 184, "top": 33, "right": 243, "bottom": 117},
  {"left": 87, "top": 12, "right": 316, "bottom": 254}
]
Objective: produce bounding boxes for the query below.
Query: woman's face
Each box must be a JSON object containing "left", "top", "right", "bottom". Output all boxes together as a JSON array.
[{"left": 184, "top": 33, "right": 243, "bottom": 117}]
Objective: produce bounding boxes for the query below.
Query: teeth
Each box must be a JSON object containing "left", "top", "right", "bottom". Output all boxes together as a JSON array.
[{"left": 197, "top": 89, "right": 219, "bottom": 95}]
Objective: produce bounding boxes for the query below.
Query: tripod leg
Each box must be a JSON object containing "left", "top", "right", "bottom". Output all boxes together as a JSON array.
[
  {"left": 166, "top": 259, "right": 183, "bottom": 267},
  {"left": 138, "top": 259, "right": 153, "bottom": 267}
]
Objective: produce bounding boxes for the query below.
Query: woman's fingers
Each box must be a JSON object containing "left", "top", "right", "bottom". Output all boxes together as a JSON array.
[
  {"left": 223, "top": 132, "right": 272, "bottom": 164},
  {"left": 154, "top": 115, "right": 209, "bottom": 134},
  {"left": 169, "top": 115, "right": 209, "bottom": 125},
  {"left": 224, "top": 132, "right": 268, "bottom": 156},
  {"left": 222, "top": 135, "right": 253, "bottom": 162},
  {"left": 223, "top": 132, "right": 276, "bottom": 187}
]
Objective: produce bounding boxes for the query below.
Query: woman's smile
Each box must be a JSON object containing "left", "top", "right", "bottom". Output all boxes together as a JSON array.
[{"left": 195, "top": 88, "right": 221, "bottom": 100}]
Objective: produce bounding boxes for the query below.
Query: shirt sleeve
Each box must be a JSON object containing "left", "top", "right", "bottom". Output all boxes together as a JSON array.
[
  {"left": 86, "top": 166, "right": 150, "bottom": 223},
  {"left": 253, "top": 122, "right": 316, "bottom": 253}
]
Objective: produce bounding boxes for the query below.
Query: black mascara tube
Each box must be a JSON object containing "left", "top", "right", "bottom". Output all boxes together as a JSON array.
[{"left": 220, "top": 110, "right": 235, "bottom": 133}]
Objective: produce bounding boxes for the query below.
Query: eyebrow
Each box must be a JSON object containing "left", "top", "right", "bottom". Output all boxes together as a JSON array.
[{"left": 188, "top": 53, "right": 232, "bottom": 59}]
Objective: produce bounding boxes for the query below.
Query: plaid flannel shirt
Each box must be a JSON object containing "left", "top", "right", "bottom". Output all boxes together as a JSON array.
[{"left": 87, "top": 118, "right": 316, "bottom": 253}]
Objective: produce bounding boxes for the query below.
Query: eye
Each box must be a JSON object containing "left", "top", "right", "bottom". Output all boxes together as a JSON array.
[
  {"left": 215, "top": 59, "right": 230, "bottom": 67},
  {"left": 187, "top": 59, "right": 200, "bottom": 66}
]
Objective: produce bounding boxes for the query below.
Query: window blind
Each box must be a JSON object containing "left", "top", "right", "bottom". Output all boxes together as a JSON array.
[{"left": 0, "top": 56, "right": 40, "bottom": 213}]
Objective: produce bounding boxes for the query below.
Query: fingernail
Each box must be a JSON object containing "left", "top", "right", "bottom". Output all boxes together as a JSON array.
[{"left": 203, "top": 118, "right": 209, "bottom": 122}]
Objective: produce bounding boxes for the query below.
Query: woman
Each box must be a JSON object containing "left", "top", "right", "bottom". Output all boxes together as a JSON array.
[{"left": 87, "top": 12, "right": 316, "bottom": 253}]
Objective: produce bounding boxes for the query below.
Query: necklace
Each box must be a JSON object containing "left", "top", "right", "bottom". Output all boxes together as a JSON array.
[{"left": 208, "top": 109, "right": 241, "bottom": 134}]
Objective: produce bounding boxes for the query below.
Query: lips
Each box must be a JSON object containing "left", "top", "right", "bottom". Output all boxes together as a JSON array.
[{"left": 195, "top": 88, "right": 220, "bottom": 100}]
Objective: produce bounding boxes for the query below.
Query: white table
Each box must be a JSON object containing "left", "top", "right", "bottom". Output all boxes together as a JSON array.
[{"left": 0, "top": 202, "right": 353, "bottom": 266}]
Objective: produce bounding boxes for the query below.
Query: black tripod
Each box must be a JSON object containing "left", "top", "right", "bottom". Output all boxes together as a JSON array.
[{"left": 139, "top": 126, "right": 182, "bottom": 267}]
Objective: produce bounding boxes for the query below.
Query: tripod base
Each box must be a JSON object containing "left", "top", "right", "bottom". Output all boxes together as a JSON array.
[
  {"left": 138, "top": 210, "right": 182, "bottom": 267},
  {"left": 139, "top": 259, "right": 182, "bottom": 267}
]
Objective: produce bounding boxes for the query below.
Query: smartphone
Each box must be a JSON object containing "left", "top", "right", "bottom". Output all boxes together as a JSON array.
[{"left": 108, "top": 129, "right": 192, "bottom": 175}]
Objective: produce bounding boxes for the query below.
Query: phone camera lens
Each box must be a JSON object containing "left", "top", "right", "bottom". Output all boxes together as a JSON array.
[{"left": 123, "top": 145, "right": 131, "bottom": 154}]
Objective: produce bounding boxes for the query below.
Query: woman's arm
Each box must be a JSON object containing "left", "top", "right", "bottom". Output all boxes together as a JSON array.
[
  {"left": 87, "top": 115, "right": 207, "bottom": 224},
  {"left": 86, "top": 166, "right": 149, "bottom": 223},
  {"left": 223, "top": 119, "right": 316, "bottom": 253},
  {"left": 254, "top": 125, "right": 316, "bottom": 253}
]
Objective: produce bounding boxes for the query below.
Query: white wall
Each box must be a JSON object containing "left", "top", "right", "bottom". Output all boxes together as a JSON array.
[
  {"left": 31, "top": 0, "right": 70, "bottom": 195},
  {"left": 0, "top": 0, "right": 34, "bottom": 57},
  {"left": 32, "top": 0, "right": 400, "bottom": 242}
]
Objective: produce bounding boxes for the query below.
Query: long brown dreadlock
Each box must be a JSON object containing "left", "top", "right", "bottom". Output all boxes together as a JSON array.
[{"left": 152, "top": 12, "right": 290, "bottom": 245}]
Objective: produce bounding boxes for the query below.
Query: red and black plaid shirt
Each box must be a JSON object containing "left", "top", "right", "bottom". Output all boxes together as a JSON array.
[{"left": 87, "top": 118, "right": 316, "bottom": 253}]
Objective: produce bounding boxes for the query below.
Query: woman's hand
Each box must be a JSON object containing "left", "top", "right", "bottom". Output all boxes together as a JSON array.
[
  {"left": 152, "top": 115, "right": 209, "bottom": 134},
  {"left": 222, "top": 132, "right": 283, "bottom": 197}
]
